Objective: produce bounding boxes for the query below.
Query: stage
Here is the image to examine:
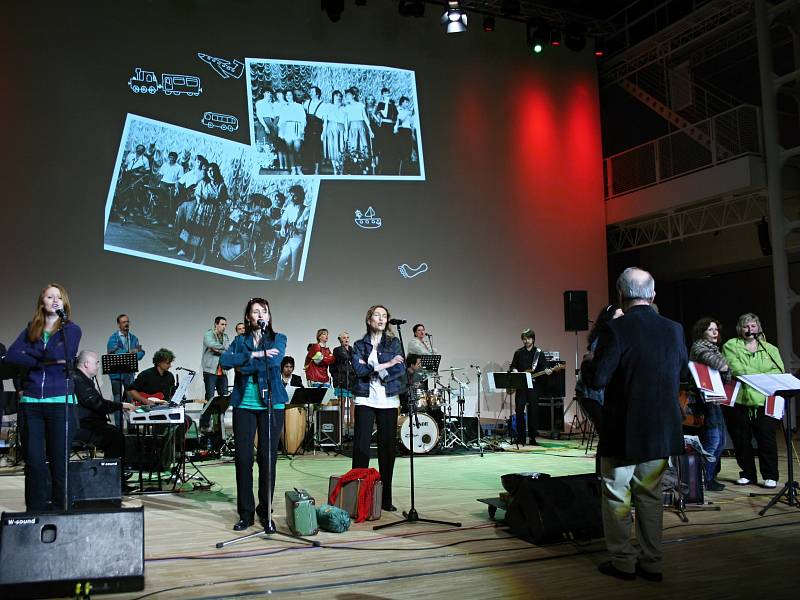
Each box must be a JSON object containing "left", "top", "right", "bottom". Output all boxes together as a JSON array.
[{"left": 1, "top": 440, "right": 798, "bottom": 599}]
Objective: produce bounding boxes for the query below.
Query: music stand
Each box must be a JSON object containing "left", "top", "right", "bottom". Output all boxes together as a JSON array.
[
  {"left": 200, "top": 394, "right": 230, "bottom": 447},
  {"left": 759, "top": 389, "right": 800, "bottom": 515},
  {"left": 488, "top": 372, "right": 532, "bottom": 450},
  {"left": 419, "top": 354, "right": 441, "bottom": 374},
  {"left": 102, "top": 353, "right": 139, "bottom": 426}
]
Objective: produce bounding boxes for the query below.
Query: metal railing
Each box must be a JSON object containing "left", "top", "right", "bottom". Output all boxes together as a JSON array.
[{"left": 605, "top": 104, "right": 762, "bottom": 198}]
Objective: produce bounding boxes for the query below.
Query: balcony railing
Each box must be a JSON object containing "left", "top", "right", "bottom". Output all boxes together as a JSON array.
[{"left": 605, "top": 104, "right": 762, "bottom": 198}]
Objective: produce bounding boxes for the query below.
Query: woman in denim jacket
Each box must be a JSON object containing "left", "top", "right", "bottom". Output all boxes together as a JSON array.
[
  {"left": 6, "top": 283, "right": 81, "bottom": 511},
  {"left": 220, "top": 297, "right": 286, "bottom": 531},
  {"left": 350, "top": 304, "right": 405, "bottom": 511}
]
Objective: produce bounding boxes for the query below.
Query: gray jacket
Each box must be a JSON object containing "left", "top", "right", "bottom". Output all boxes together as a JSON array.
[{"left": 202, "top": 328, "right": 230, "bottom": 374}]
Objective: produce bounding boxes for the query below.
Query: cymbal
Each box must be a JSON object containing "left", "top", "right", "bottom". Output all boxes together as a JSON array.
[{"left": 441, "top": 366, "right": 464, "bottom": 372}]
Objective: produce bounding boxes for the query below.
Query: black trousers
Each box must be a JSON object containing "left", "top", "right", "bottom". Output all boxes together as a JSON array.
[
  {"left": 514, "top": 390, "right": 539, "bottom": 444},
  {"left": 75, "top": 422, "right": 124, "bottom": 458},
  {"left": 722, "top": 404, "right": 779, "bottom": 481},
  {"left": 233, "top": 407, "right": 285, "bottom": 521},
  {"left": 352, "top": 404, "right": 396, "bottom": 505}
]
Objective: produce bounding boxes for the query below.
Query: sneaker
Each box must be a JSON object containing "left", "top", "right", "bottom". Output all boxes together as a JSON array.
[
  {"left": 763, "top": 479, "right": 778, "bottom": 489},
  {"left": 167, "top": 245, "right": 178, "bottom": 251},
  {"left": 735, "top": 477, "right": 751, "bottom": 485},
  {"left": 177, "top": 250, "right": 186, "bottom": 257},
  {"left": 598, "top": 561, "right": 635, "bottom": 581},
  {"left": 706, "top": 480, "right": 726, "bottom": 492}
]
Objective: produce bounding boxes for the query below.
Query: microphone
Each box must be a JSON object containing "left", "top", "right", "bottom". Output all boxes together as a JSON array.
[
  {"left": 425, "top": 332, "right": 433, "bottom": 338},
  {"left": 389, "top": 318, "right": 407, "bottom": 325},
  {"left": 745, "top": 331, "right": 762, "bottom": 338},
  {"left": 55, "top": 308, "right": 69, "bottom": 322},
  {"left": 257, "top": 319, "right": 267, "bottom": 330}
]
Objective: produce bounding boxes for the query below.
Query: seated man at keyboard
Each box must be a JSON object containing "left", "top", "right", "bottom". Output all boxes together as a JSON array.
[
  {"left": 73, "top": 350, "right": 135, "bottom": 458},
  {"left": 126, "top": 348, "right": 175, "bottom": 406}
]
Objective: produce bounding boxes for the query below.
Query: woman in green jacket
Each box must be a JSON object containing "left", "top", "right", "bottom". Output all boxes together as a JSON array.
[{"left": 721, "top": 313, "right": 784, "bottom": 489}]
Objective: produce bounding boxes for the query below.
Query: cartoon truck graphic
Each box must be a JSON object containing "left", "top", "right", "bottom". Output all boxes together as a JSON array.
[
  {"left": 202, "top": 112, "right": 239, "bottom": 132},
  {"left": 128, "top": 68, "right": 202, "bottom": 96}
]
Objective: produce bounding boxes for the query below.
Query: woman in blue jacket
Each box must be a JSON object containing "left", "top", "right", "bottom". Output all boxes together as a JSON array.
[
  {"left": 7, "top": 283, "right": 82, "bottom": 511},
  {"left": 351, "top": 304, "right": 405, "bottom": 512},
  {"left": 220, "top": 297, "right": 286, "bottom": 531}
]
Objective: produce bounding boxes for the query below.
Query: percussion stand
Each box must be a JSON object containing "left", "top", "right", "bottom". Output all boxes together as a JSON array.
[
  {"left": 216, "top": 326, "right": 319, "bottom": 550},
  {"left": 759, "top": 392, "right": 799, "bottom": 515}
]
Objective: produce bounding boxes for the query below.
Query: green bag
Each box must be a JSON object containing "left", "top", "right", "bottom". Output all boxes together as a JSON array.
[
  {"left": 285, "top": 489, "right": 318, "bottom": 536},
  {"left": 316, "top": 503, "right": 351, "bottom": 533}
]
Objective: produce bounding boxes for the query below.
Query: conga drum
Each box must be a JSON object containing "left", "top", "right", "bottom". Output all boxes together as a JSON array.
[{"left": 282, "top": 406, "right": 307, "bottom": 454}]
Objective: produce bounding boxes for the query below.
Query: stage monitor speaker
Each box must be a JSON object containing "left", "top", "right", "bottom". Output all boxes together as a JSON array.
[
  {"left": 0, "top": 507, "right": 145, "bottom": 599},
  {"left": 316, "top": 408, "right": 341, "bottom": 447},
  {"left": 69, "top": 458, "right": 122, "bottom": 508},
  {"left": 563, "top": 290, "right": 589, "bottom": 331},
  {"left": 505, "top": 473, "right": 603, "bottom": 544}
]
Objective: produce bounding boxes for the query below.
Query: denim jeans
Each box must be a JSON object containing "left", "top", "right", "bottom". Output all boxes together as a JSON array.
[{"left": 701, "top": 425, "right": 725, "bottom": 483}]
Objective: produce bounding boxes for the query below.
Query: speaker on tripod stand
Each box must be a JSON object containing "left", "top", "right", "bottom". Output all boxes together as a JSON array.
[{"left": 563, "top": 290, "right": 589, "bottom": 436}]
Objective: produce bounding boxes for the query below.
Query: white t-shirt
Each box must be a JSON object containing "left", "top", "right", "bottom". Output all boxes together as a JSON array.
[{"left": 355, "top": 345, "right": 399, "bottom": 409}]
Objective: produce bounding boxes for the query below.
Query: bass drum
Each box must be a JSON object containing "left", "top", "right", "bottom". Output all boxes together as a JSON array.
[
  {"left": 398, "top": 414, "right": 439, "bottom": 454},
  {"left": 219, "top": 231, "right": 250, "bottom": 262}
]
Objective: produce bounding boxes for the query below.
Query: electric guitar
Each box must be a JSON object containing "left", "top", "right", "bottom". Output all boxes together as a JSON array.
[{"left": 506, "top": 364, "right": 566, "bottom": 395}]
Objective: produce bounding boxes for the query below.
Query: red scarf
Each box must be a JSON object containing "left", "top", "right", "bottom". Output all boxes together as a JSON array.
[{"left": 328, "top": 467, "right": 381, "bottom": 523}]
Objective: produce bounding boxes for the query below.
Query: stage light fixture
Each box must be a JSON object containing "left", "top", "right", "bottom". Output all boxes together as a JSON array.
[
  {"left": 593, "top": 38, "right": 606, "bottom": 57},
  {"left": 322, "top": 0, "right": 344, "bottom": 22},
  {"left": 398, "top": 0, "right": 425, "bottom": 17},
  {"left": 549, "top": 29, "right": 562, "bottom": 46},
  {"left": 526, "top": 19, "right": 548, "bottom": 54},
  {"left": 501, "top": 0, "right": 521, "bottom": 16},
  {"left": 564, "top": 23, "right": 587, "bottom": 51},
  {"left": 441, "top": 1, "right": 468, "bottom": 34},
  {"left": 483, "top": 16, "right": 495, "bottom": 32}
]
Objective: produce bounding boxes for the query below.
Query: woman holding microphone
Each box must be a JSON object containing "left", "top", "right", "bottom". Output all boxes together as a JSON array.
[{"left": 6, "top": 283, "right": 81, "bottom": 511}]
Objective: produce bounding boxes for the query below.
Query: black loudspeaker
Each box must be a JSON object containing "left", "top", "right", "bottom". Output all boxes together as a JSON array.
[
  {"left": 563, "top": 290, "right": 589, "bottom": 331},
  {"left": 125, "top": 430, "right": 176, "bottom": 471},
  {"left": 316, "top": 408, "right": 341, "bottom": 446},
  {"left": 505, "top": 473, "right": 604, "bottom": 544},
  {"left": 69, "top": 458, "right": 122, "bottom": 508},
  {"left": 0, "top": 507, "right": 145, "bottom": 598},
  {"left": 538, "top": 361, "right": 566, "bottom": 398}
]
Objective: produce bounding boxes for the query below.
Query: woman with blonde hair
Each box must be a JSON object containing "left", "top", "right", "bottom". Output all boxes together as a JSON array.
[{"left": 350, "top": 305, "right": 405, "bottom": 511}]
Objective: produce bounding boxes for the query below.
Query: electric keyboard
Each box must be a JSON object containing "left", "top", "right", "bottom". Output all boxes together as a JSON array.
[{"left": 126, "top": 404, "right": 185, "bottom": 425}]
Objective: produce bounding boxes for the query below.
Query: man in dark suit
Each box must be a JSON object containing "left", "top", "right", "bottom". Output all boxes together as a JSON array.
[
  {"left": 581, "top": 267, "right": 687, "bottom": 583},
  {"left": 280, "top": 356, "right": 304, "bottom": 388}
]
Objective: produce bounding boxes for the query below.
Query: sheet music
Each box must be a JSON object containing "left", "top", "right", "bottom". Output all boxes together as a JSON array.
[
  {"left": 688, "top": 361, "right": 726, "bottom": 400},
  {"left": 171, "top": 371, "right": 195, "bottom": 404},
  {"left": 737, "top": 373, "right": 800, "bottom": 397}
]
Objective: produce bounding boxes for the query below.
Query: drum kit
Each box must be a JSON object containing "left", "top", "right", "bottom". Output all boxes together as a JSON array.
[{"left": 397, "top": 366, "right": 473, "bottom": 454}]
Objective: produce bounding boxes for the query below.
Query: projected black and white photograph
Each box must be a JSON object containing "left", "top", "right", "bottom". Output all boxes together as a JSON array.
[
  {"left": 246, "top": 58, "right": 425, "bottom": 180},
  {"left": 103, "top": 114, "right": 320, "bottom": 281}
]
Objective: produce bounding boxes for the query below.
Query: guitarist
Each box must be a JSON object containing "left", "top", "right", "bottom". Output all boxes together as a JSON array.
[
  {"left": 126, "top": 348, "right": 174, "bottom": 406},
  {"left": 509, "top": 328, "right": 549, "bottom": 446}
]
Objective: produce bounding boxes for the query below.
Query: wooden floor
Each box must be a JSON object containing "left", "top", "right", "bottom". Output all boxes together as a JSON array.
[{"left": 1, "top": 438, "right": 799, "bottom": 599}]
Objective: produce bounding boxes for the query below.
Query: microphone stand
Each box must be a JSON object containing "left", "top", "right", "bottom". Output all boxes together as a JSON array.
[
  {"left": 375, "top": 322, "right": 461, "bottom": 532},
  {"left": 472, "top": 365, "right": 485, "bottom": 458},
  {"left": 58, "top": 314, "right": 74, "bottom": 511},
  {"left": 216, "top": 324, "right": 319, "bottom": 549},
  {"left": 753, "top": 333, "right": 785, "bottom": 374}
]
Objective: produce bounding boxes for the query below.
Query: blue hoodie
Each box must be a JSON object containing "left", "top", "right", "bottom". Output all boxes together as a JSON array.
[{"left": 7, "top": 322, "right": 82, "bottom": 400}]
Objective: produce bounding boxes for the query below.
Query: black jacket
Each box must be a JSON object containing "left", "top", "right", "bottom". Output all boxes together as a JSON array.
[
  {"left": 73, "top": 368, "right": 123, "bottom": 429},
  {"left": 581, "top": 305, "right": 687, "bottom": 463},
  {"left": 332, "top": 345, "right": 356, "bottom": 391}
]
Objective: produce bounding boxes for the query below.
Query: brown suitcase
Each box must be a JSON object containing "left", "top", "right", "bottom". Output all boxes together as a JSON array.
[{"left": 328, "top": 476, "right": 382, "bottom": 521}]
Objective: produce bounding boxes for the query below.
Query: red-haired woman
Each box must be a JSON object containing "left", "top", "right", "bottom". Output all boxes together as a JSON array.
[{"left": 7, "top": 283, "right": 82, "bottom": 510}]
